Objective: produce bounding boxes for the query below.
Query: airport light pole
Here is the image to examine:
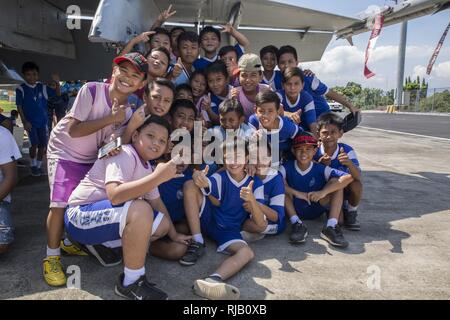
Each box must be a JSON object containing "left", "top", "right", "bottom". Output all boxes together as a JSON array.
[{"left": 395, "top": 21, "right": 408, "bottom": 107}]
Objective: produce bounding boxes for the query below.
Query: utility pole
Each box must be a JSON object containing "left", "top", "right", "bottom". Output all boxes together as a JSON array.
[{"left": 395, "top": 21, "right": 408, "bottom": 107}]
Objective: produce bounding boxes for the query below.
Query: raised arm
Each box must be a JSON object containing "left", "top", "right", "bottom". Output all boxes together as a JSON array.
[{"left": 221, "top": 23, "right": 250, "bottom": 51}]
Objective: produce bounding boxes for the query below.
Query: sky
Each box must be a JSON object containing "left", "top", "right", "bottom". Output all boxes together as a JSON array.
[{"left": 277, "top": 0, "right": 450, "bottom": 90}]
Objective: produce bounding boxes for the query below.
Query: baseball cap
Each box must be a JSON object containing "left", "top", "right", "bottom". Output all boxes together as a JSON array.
[
  {"left": 292, "top": 132, "right": 318, "bottom": 149},
  {"left": 238, "top": 53, "right": 263, "bottom": 72},
  {"left": 113, "top": 52, "right": 148, "bottom": 76}
]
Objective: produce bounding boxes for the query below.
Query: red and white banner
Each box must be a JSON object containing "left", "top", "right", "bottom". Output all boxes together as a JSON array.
[
  {"left": 364, "top": 14, "right": 385, "bottom": 79},
  {"left": 426, "top": 22, "right": 450, "bottom": 75}
]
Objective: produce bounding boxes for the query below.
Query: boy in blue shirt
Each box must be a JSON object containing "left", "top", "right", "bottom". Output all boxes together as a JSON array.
[
  {"left": 277, "top": 67, "right": 318, "bottom": 134},
  {"left": 280, "top": 132, "right": 354, "bottom": 248},
  {"left": 172, "top": 32, "right": 200, "bottom": 87},
  {"left": 315, "top": 113, "right": 363, "bottom": 231},
  {"left": 241, "top": 142, "right": 286, "bottom": 241},
  {"left": 277, "top": 45, "right": 359, "bottom": 118},
  {"left": 260, "top": 45, "right": 283, "bottom": 91},
  {"left": 248, "top": 90, "right": 301, "bottom": 162},
  {"left": 206, "top": 99, "right": 255, "bottom": 142},
  {"left": 194, "top": 24, "right": 250, "bottom": 71},
  {"left": 203, "top": 61, "right": 234, "bottom": 125},
  {"left": 181, "top": 139, "right": 267, "bottom": 300},
  {"left": 16, "top": 62, "right": 60, "bottom": 176}
]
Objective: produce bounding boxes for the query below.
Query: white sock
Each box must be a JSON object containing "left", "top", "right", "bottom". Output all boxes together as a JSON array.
[
  {"left": 209, "top": 273, "right": 223, "bottom": 280},
  {"left": 123, "top": 267, "right": 145, "bottom": 287},
  {"left": 36, "top": 160, "right": 42, "bottom": 169},
  {"left": 193, "top": 234, "right": 204, "bottom": 244},
  {"left": 290, "top": 215, "right": 301, "bottom": 225},
  {"left": 47, "top": 246, "right": 61, "bottom": 258},
  {"left": 31, "top": 158, "right": 37, "bottom": 167},
  {"left": 63, "top": 238, "right": 73, "bottom": 246},
  {"left": 327, "top": 218, "right": 338, "bottom": 228},
  {"left": 348, "top": 205, "right": 358, "bottom": 212},
  {"left": 103, "top": 239, "right": 122, "bottom": 248}
]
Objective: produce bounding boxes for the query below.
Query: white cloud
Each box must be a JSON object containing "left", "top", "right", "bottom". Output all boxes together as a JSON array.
[
  {"left": 433, "top": 61, "right": 450, "bottom": 78},
  {"left": 302, "top": 44, "right": 450, "bottom": 89}
]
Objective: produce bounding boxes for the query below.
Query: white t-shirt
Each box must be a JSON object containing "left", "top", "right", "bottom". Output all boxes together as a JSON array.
[{"left": 0, "top": 126, "right": 22, "bottom": 203}]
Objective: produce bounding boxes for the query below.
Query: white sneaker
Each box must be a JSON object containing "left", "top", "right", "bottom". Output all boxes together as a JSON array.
[{"left": 240, "top": 231, "right": 265, "bottom": 242}]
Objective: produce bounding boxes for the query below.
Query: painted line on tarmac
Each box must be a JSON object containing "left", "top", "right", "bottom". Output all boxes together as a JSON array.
[{"left": 358, "top": 126, "right": 450, "bottom": 142}]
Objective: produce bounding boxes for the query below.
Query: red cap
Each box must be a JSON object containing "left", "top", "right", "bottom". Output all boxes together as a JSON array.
[
  {"left": 292, "top": 133, "right": 318, "bottom": 148},
  {"left": 113, "top": 52, "right": 148, "bottom": 75}
]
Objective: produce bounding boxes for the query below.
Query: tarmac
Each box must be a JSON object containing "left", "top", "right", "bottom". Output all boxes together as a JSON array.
[{"left": 1, "top": 124, "right": 450, "bottom": 300}]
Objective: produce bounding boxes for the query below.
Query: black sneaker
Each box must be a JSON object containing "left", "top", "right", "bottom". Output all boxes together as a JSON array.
[
  {"left": 320, "top": 225, "right": 349, "bottom": 248},
  {"left": 115, "top": 274, "right": 168, "bottom": 300},
  {"left": 78, "top": 243, "right": 123, "bottom": 267},
  {"left": 344, "top": 209, "right": 361, "bottom": 231},
  {"left": 289, "top": 222, "right": 308, "bottom": 244},
  {"left": 179, "top": 241, "right": 205, "bottom": 266}
]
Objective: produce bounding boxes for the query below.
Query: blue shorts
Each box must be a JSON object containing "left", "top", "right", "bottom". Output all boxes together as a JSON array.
[
  {"left": 0, "top": 201, "right": 14, "bottom": 245},
  {"left": 28, "top": 126, "right": 48, "bottom": 147},
  {"left": 294, "top": 200, "right": 329, "bottom": 220},
  {"left": 64, "top": 200, "right": 164, "bottom": 245},
  {"left": 199, "top": 196, "right": 247, "bottom": 252}
]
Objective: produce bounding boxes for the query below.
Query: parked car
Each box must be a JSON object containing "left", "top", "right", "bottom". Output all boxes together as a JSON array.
[{"left": 329, "top": 101, "right": 344, "bottom": 112}]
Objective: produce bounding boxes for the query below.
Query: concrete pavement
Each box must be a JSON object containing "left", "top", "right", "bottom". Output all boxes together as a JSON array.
[{"left": 1, "top": 126, "right": 450, "bottom": 300}]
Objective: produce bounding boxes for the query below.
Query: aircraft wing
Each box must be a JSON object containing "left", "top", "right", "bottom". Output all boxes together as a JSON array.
[{"left": 0, "top": 0, "right": 363, "bottom": 82}]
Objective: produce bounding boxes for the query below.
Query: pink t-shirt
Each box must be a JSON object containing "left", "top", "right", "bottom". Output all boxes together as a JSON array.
[
  {"left": 68, "top": 145, "right": 160, "bottom": 206},
  {"left": 237, "top": 84, "right": 271, "bottom": 120},
  {"left": 47, "top": 82, "right": 132, "bottom": 164}
]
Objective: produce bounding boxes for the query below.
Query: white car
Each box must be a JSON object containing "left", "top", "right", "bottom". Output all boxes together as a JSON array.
[{"left": 329, "top": 101, "right": 344, "bottom": 112}]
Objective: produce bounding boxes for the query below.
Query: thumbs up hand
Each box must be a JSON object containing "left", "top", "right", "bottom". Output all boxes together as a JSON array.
[
  {"left": 318, "top": 153, "right": 331, "bottom": 167},
  {"left": 240, "top": 180, "right": 256, "bottom": 203},
  {"left": 337, "top": 146, "right": 351, "bottom": 166},
  {"left": 172, "top": 58, "right": 183, "bottom": 79},
  {"left": 193, "top": 165, "right": 210, "bottom": 188},
  {"left": 287, "top": 109, "right": 302, "bottom": 124}
]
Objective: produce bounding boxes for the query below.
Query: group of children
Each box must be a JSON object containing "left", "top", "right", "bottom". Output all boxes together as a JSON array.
[{"left": 1, "top": 10, "right": 364, "bottom": 300}]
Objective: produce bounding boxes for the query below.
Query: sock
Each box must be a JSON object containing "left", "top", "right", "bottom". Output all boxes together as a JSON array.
[
  {"left": 327, "top": 218, "right": 338, "bottom": 228},
  {"left": 36, "top": 160, "right": 42, "bottom": 169},
  {"left": 103, "top": 239, "right": 122, "bottom": 248},
  {"left": 209, "top": 273, "right": 223, "bottom": 281},
  {"left": 348, "top": 205, "right": 358, "bottom": 212},
  {"left": 193, "top": 234, "right": 204, "bottom": 244},
  {"left": 63, "top": 238, "right": 73, "bottom": 246},
  {"left": 31, "top": 158, "right": 37, "bottom": 167},
  {"left": 123, "top": 267, "right": 145, "bottom": 287},
  {"left": 343, "top": 200, "right": 349, "bottom": 210},
  {"left": 290, "top": 215, "right": 301, "bottom": 225},
  {"left": 47, "top": 246, "right": 61, "bottom": 258}
]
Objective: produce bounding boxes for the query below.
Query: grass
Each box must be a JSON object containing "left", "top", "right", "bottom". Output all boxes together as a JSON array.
[{"left": 0, "top": 100, "right": 17, "bottom": 113}]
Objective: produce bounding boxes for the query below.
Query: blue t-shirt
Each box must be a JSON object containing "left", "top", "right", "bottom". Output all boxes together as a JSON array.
[
  {"left": 261, "top": 172, "right": 285, "bottom": 225},
  {"left": 159, "top": 167, "right": 194, "bottom": 222},
  {"left": 303, "top": 75, "right": 330, "bottom": 117},
  {"left": 194, "top": 44, "right": 245, "bottom": 71},
  {"left": 202, "top": 171, "right": 265, "bottom": 231},
  {"left": 277, "top": 89, "right": 316, "bottom": 131},
  {"left": 249, "top": 115, "right": 300, "bottom": 152},
  {"left": 16, "top": 83, "right": 56, "bottom": 128},
  {"left": 314, "top": 143, "right": 360, "bottom": 174},
  {"left": 210, "top": 85, "right": 233, "bottom": 116},
  {"left": 206, "top": 123, "right": 255, "bottom": 142},
  {"left": 261, "top": 70, "right": 283, "bottom": 91},
  {"left": 280, "top": 161, "right": 348, "bottom": 194}
]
